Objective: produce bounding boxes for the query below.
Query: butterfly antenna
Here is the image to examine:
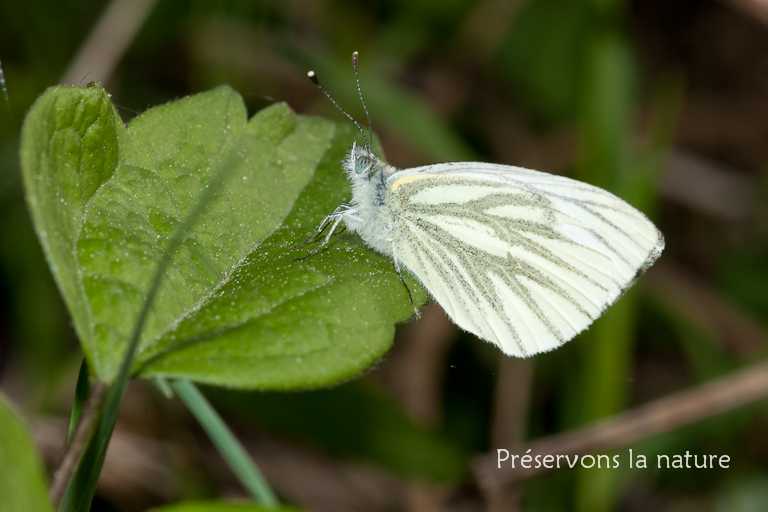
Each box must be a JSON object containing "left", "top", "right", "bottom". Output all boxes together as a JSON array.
[
  {"left": 351, "top": 51, "right": 373, "bottom": 152},
  {"left": 308, "top": 70, "right": 369, "bottom": 148}
]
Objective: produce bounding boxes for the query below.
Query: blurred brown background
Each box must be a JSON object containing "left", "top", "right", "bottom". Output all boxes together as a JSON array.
[{"left": 1, "top": 0, "right": 768, "bottom": 511}]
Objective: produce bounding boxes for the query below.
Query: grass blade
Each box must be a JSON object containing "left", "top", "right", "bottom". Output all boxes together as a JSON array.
[
  {"left": 66, "top": 360, "right": 90, "bottom": 443},
  {"left": 170, "top": 380, "right": 278, "bottom": 508}
]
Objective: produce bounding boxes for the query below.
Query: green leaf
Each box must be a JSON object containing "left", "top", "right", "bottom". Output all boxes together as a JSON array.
[
  {"left": 21, "top": 83, "right": 122, "bottom": 362},
  {"left": 21, "top": 84, "right": 426, "bottom": 390},
  {"left": 0, "top": 394, "right": 54, "bottom": 512},
  {"left": 147, "top": 502, "right": 307, "bottom": 512}
]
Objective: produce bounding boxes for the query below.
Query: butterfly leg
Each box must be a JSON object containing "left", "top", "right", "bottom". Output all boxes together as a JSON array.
[
  {"left": 390, "top": 241, "right": 417, "bottom": 310},
  {"left": 293, "top": 206, "right": 351, "bottom": 261},
  {"left": 294, "top": 203, "right": 352, "bottom": 250}
]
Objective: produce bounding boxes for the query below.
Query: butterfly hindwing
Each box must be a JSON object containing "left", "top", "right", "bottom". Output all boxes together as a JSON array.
[{"left": 385, "top": 163, "right": 664, "bottom": 357}]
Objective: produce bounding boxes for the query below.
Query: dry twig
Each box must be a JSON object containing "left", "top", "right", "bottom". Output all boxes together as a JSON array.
[
  {"left": 721, "top": 0, "right": 768, "bottom": 28},
  {"left": 61, "top": 0, "right": 158, "bottom": 85},
  {"left": 473, "top": 359, "right": 768, "bottom": 492}
]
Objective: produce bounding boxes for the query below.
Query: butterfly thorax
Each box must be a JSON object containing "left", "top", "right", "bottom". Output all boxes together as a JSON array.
[{"left": 341, "top": 144, "right": 398, "bottom": 256}]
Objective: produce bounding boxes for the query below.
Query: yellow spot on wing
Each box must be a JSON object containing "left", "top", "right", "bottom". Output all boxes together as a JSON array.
[{"left": 391, "top": 173, "right": 429, "bottom": 190}]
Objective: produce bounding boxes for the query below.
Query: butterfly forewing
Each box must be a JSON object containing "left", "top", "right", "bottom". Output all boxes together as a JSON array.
[{"left": 385, "top": 163, "right": 664, "bottom": 357}]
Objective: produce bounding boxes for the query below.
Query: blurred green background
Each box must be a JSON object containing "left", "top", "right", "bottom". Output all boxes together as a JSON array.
[{"left": 2, "top": 0, "right": 768, "bottom": 511}]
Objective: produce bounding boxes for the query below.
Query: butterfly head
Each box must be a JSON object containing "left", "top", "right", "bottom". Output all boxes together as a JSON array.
[{"left": 345, "top": 141, "right": 379, "bottom": 178}]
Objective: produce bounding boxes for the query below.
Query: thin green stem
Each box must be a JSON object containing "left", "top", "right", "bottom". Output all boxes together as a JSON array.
[
  {"left": 153, "top": 377, "right": 174, "bottom": 399},
  {"left": 170, "top": 380, "right": 279, "bottom": 508}
]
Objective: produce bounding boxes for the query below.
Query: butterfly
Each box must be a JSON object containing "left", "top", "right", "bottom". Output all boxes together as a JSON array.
[{"left": 300, "top": 53, "right": 664, "bottom": 357}]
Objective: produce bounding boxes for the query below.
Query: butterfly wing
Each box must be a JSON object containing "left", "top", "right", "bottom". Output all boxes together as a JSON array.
[{"left": 386, "top": 163, "right": 664, "bottom": 357}]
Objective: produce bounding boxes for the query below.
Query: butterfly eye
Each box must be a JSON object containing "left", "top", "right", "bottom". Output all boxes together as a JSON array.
[{"left": 355, "top": 154, "right": 373, "bottom": 174}]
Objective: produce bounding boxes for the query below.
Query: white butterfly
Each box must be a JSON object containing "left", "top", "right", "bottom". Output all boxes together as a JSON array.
[{"left": 302, "top": 55, "right": 664, "bottom": 357}]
